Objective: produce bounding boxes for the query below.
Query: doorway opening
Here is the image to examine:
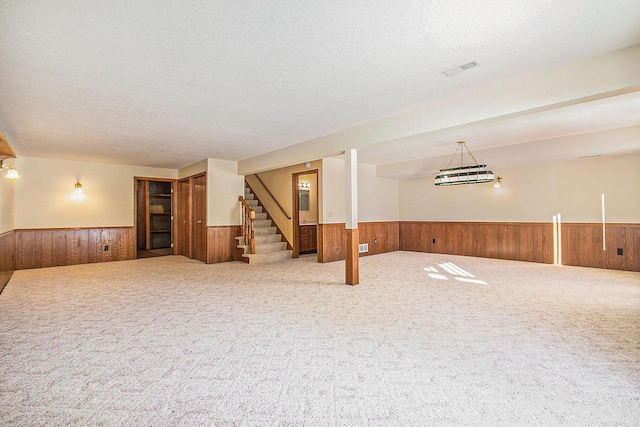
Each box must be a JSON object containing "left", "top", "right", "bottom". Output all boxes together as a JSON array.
[
  {"left": 292, "top": 170, "right": 318, "bottom": 259},
  {"left": 135, "top": 178, "right": 176, "bottom": 259}
]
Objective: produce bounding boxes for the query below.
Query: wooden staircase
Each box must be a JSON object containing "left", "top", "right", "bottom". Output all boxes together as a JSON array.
[{"left": 237, "top": 186, "right": 292, "bottom": 264}]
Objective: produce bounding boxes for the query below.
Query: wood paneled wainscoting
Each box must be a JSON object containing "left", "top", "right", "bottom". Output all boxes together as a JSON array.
[
  {"left": 14, "top": 227, "right": 136, "bottom": 270},
  {"left": 317, "top": 223, "right": 344, "bottom": 263},
  {"left": 399, "top": 222, "right": 553, "bottom": 264},
  {"left": 206, "top": 226, "right": 241, "bottom": 264},
  {"left": 562, "top": 223, "right": 639, "bottom": 271},
  {"left": 317, "top": 222, "right": 400, "bottom": 263},
  {"left": 399, "top": 221, "right": 639, "bottom": 272},
  {"left": 0, "top": 230, "right": 16, "bottom": 293}
]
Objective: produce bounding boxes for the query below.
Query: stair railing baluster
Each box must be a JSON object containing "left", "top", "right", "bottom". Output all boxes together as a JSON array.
[{"left": 238, "top": 195, "right": 256, "bottom": 255}]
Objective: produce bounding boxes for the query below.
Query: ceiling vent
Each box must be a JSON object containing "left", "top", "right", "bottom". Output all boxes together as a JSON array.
[{"left": 442, "top": 60, "right": 481, "bottom": 77}]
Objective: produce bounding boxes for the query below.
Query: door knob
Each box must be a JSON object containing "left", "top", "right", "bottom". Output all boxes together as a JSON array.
[{"left": 197, "top": 220, "right": 202, "bottom": 223}]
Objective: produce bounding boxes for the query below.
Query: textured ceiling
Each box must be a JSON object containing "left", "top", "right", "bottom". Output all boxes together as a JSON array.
[{"left": 1, "top": 0, "right": 640, "bottom": 169}]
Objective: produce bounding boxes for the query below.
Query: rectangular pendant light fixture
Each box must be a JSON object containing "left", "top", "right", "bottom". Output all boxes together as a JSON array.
[{"left": 434, "top": 141, "right": 495, "bottom": 186}]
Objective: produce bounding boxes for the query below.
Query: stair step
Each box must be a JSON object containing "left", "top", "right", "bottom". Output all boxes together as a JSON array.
[
  {"left": 236, "top": 243, "right": 287, "bottom": 255},
  {"left": 254, "top": 212, "right": 267, "bottom": 220},
  {"left": 254, "top": 226, "right": 276, "bottom": 235},
  {"left": 236, "top": 234, "right": 282, "bottom": 245},
  {"left": 255, "top": 234, "right": 282, "bottom": 244},
  {"left": 242, "top": 250, "right": 292, "bottom": 264},
  {"left": 254, "top": 242, "right": 287, "bottom": 253},
  {"left": 244, "top": 193, "right": 254, "bottom": 200},
  {"left": 254, "top": 219, "right": 272, "bottom": 227},
  {"left": 245, "top": 199, "right": 259, "bottom": 207}
]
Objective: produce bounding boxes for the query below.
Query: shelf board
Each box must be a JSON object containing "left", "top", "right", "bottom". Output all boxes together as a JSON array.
[{"left": 150, "top": 230, "right": 171, "bottom": 233}]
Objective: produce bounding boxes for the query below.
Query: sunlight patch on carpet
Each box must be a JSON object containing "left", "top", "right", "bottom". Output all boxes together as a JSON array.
[{"left": 425, "top": 262, "right": 487, "bottom": 284}]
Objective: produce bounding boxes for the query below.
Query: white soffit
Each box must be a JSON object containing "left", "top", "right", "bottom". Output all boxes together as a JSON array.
[
  {"left": 0, "top": 1, "right": 640, "bottom": 169},
  {"left": 376, "top": 126, "right": 640, "bottom": 180},
  {"left": 358, "top": 90, "right": 640, "bottom": 166}
]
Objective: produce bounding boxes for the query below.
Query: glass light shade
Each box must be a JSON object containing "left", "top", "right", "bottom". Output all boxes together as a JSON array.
[
  {"left": 434, "top": 165, "right": 494, "bottom": 186},
  {"left": 5, "top": 167, "right": 19, "bottom": 179}
]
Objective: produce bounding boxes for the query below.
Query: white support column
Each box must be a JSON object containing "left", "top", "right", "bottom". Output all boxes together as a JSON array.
[
  {"left": 345, "top": 149, "right": 359, "bottom": 285},
  {"left": 346, "top": 149, "right": 358, "bottom": 229}
]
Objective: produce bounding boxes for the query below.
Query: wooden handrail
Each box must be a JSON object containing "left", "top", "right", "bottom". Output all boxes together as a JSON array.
[
  {"left": 255, "top": 174, "right": 292, "bottom": 220},
  {"left": 238, "top": 195, "right": 255, "bottom": 213},
  {"left": 238, "top": 195, "right": 256, "bottom": 254}
]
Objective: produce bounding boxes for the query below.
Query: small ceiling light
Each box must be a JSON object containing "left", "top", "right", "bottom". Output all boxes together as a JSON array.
[
  {"left": 493, "top": 177, "right": 503, "bottom": 189},
  {"left": 442, "top": 60, "right": 481, "bottom": 77},
  {"left": 435, "top": 141, "right": 494, "bottom": 186},
  {"left": 304, "top": 162, "right": 311, "bottom": 168},
  {"left": 299, "top": 182, "right": 310, "bottom": 189},
  {"left": 0, "top": 159, "right": 19, "bottom": 179},
  {"left": 74, "top": 182, "right": 83, "bottom": 193}
]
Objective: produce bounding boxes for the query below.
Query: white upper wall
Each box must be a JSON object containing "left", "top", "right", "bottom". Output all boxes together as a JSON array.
[
  {"left": 321, "top": 157, "right": 399, "bottom": 224},
  {"left": 14, "top": 157, "right": 177, "bottom": 229},
  {"left": 320, "top": 157, "right": 346, "bottom": 224},
  {"left": 358, "top": 162, "right": 399, "bottom": 222},
  {"left": 10, "top": 156, "right": 243, "bottom": 229},
  {"left": 207, "top": 158, "right": 245, "bottom": 226},
  {"left": 399, "top": 153, "right": 640, "bottom": 223}
]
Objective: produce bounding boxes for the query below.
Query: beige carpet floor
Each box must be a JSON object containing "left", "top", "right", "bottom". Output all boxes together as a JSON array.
[{"left": 0, "top": 251, "right": 639, "bottom": 426}]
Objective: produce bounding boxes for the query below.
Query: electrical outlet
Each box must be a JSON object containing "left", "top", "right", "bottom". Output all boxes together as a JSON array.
[
  {"left": 374, "top": 239, "right": 377, "bottom": 244},
  {"left": 617, "top": 248, "right": 623, "bottom": 256},
  {"left": 432, "top": 239, "right": 436, "bottom": 244},
  {"left": 104, "top": 245, "right": 109, "bottom": 251}
]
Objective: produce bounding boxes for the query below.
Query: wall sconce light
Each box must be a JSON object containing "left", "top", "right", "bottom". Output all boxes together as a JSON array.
[
  {"left": 299, "top": 182, "right": 310, "bottom": 189},
  {"left": 74, "top": 182, "right": 83, "bottom": 193},
  {"left": 493, "top": 177, "right": 503, "bottom": 189},
  {"left": 0, "top": 159, "right": 19, "bottom": 179}
]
